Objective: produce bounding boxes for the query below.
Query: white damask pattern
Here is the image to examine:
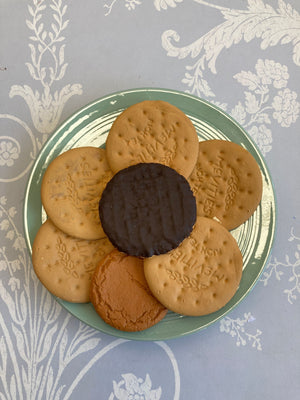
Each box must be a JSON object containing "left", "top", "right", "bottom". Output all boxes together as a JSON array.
[
  {"left": 9, "top": 0, "right": 82, "bottom": 146},
  {"left": 162, "top": 1, "right": 300, "bottom": 155},
  {"left": 104, "top": 0, "right": 141, "bottom": 15},
  {"left": 1, "top": 2, "right": 299, "bottom": 398},
  {"left": 0, "top": 192, "right": 181, "bottom": 398},
  {"left": 0, "top": 115, "right": 37, "bottom": 183},
  {"left": 0, "top": 1, "right": 182, "bottom": 397},
  {"left": 0, "top": 198, "right": 180, "bottom": 398},
  {"left": 104, "top": 1, "right": 300, "bottom": 157},
  {"left": 231, "top": 59, "right": 299, "bottom": 155},
  {"left": 261, "top": 228, "right": 300, "bottom": 304},
  {"left": 154, "top": 0, "right": 182, "bottom": 11},
  {"left": 0, "top": 139, "right": 20, "bottom": 167},
  {"left": 109, "top": 373, "right": 161, "bottom": 400},
  {"left": 104, "top": 0, "right": 182, "bottom": 15},
  {"left": 0, "top": 196, "right": 103, "bottom": 399},
  {"left": 162, "top": 0, "right": 300, "bottom": 97},
  {"left": 219, "top": 312, "right": 262, "bottom": 350}
]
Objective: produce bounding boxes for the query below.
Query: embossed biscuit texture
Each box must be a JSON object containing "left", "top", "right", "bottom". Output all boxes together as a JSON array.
[
  {"left": 32, "top": 219, "right": 114, "bottom": 303},
  {"left": 144, "top": 216, "right": 243, "bottom": 316},
  {"left": 188, "top": 140, "right": 263, "bottom": 230},
  {"left": 99, "top": 163, "right": 197, "bottom": 257},
  {"left": 90, "top": 249, "right": 167, "bottom": 332},
  {"left": 105, "top": 100, "right": 199, "bottom": 178},
  {"left": 41, "top": 147, "right": 113, "bottom": 240}
]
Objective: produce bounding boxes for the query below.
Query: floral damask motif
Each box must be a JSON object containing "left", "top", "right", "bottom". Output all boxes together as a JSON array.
[
  {"left": 0, "top": 140, "right": 20, "bottom": 167},
  {"left": 104, "top": 0, "right": 182, "bottom": 15},
  {"left": 260, "top": 228, "right": 300, "bottom": 304},
  {"left": 159, "top": 1, "right": 300, "bottom": 156},
  {"left": 231, "top": 59, "right": 299, "bottom": 154},
  {"left": 272, "top": 88, "right": 300, "bottom": 127},
  {"left": 247, "top": 125, "right": 272, "bottom": 155},
  {"left": 125, "top": 0, "right": 142, "bottom": 11},
  {"left": 109, "top": 373, "right": 162, "bottom": 400},
  {"left": 9, "top": 0, "right": 82, "bottom": 145},
  {"left": 0, "top": 115, "right": 38, "bottom": 183},
  {"left": 0, "top": 196, "right": 103, "bottom": 399},
  {"left": 219, "top": 312, "right": 262, "bottom": 350},
  {"left": 104, "top": 0, "right": 142, "bottom": 15},
  {"left": 255, "top": 59, "right": 289, "bottom": 88},
  {"left": 233, "top": 59, "right": 300, "bottom": 129},
  {"left": 162, "top": 0, "right": 300, "bottom": 97},
  {"left": 154, "top": 0, "right": 183, "bottom": 11},
  {"left": 0, "top": 195, "right": 181, "bottom": 398}
]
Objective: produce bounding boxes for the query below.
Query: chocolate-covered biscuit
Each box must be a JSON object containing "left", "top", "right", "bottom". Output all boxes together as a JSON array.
[{"left": 99, "top": 163, "right": 196, "bottom": 257}]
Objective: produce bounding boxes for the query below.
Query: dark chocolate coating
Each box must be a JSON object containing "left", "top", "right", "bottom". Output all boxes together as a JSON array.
[{"left": 99, "top": 163, "right": 196, "bottom": 257}]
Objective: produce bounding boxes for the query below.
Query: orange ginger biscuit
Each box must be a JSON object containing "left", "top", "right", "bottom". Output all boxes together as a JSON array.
[
  {"left": 90, "top": 249, "right": 167, "bottom": 331},
  {"left": 41, "top": 147, "right": 113, "bottom": 240},
  {"left": 32, "top": 219, "right": 114, "bottom": 303},
  {"left": 188, "top": 140, "right": 263, "bottom": 230},
  {"left": 105, "top": 100, "right": 199, "bottom": 178},
  {"left": 144, "top": 216, "right": 243, "bottom": 316}
]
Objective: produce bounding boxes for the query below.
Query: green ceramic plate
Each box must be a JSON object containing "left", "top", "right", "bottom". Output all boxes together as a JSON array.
[{"left": 24, "top": 88, "right": 276, "bottom": 340}]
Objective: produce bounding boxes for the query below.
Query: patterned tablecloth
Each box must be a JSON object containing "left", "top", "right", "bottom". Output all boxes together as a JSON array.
[{"left": 1, "top": 1, "right": 300, "bottom": 399}]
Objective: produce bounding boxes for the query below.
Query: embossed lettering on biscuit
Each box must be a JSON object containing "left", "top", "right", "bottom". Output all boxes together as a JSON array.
[
  {"left": 144, "top": 216, "right": 243, "bottom": 316},
  {"left": 188, "top": 140, "right": 263, "bottom": 230},
  {"left": 41, "top": 147, "right": 113, "bottom": 240},
  {"left": 32, "top": 219, "right": 114, "bottom": 303},
  {"left": 105, "top": 100, "right": 199, "bottom": 178}
]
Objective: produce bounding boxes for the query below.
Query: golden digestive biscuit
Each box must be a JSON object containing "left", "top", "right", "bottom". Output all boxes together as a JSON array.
[
  {"left": 144, "top": 216, "right": 243, "bottom": 316},
  {"left": 41, "top": 147, "right": 113, "bottom": 240},
  {"left": 32, "top": 219, "right": 115, "bottom": 303},
  {"left": 188, "top": 140, "right": 263, "bottom": 230},
  {"left": 105, "top": 100, "right": 199, "bottom": 178}
]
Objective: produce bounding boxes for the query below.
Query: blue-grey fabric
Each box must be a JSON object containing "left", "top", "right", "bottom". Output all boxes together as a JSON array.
[{"left": 0, "top": 1, "right": 299, "bottom": 399}]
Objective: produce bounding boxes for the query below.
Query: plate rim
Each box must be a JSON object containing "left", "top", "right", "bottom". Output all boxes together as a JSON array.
[{"left": 23, "top": 87, "right": 277, "bottom": 340}]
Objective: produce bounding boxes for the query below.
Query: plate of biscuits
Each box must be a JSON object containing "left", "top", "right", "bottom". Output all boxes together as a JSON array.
[{"left": 24, "top": 88, "right": 276, "bottom": 340}]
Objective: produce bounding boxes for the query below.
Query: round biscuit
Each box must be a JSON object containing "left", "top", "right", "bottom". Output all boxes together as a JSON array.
[
  {"left": 105, "top": 100, "right": 199, "bottom": 178},
  {"left": 41, "top": 147, "right": 113, "bottom": 240},
  {"left": 144, "top": 216, "right": 243, "bottom": 316},
  {"left": 32, "top": 219, "right": 114, "bottom": 303},
  {"left": 90, "top": 249, "right": 167, "bottom": 331},
  {"left": 99, "top": 163, "right": 197, "bottom": 257},
  {"left": 188, "top": 140, "right": 263, "bottom": 230}
]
